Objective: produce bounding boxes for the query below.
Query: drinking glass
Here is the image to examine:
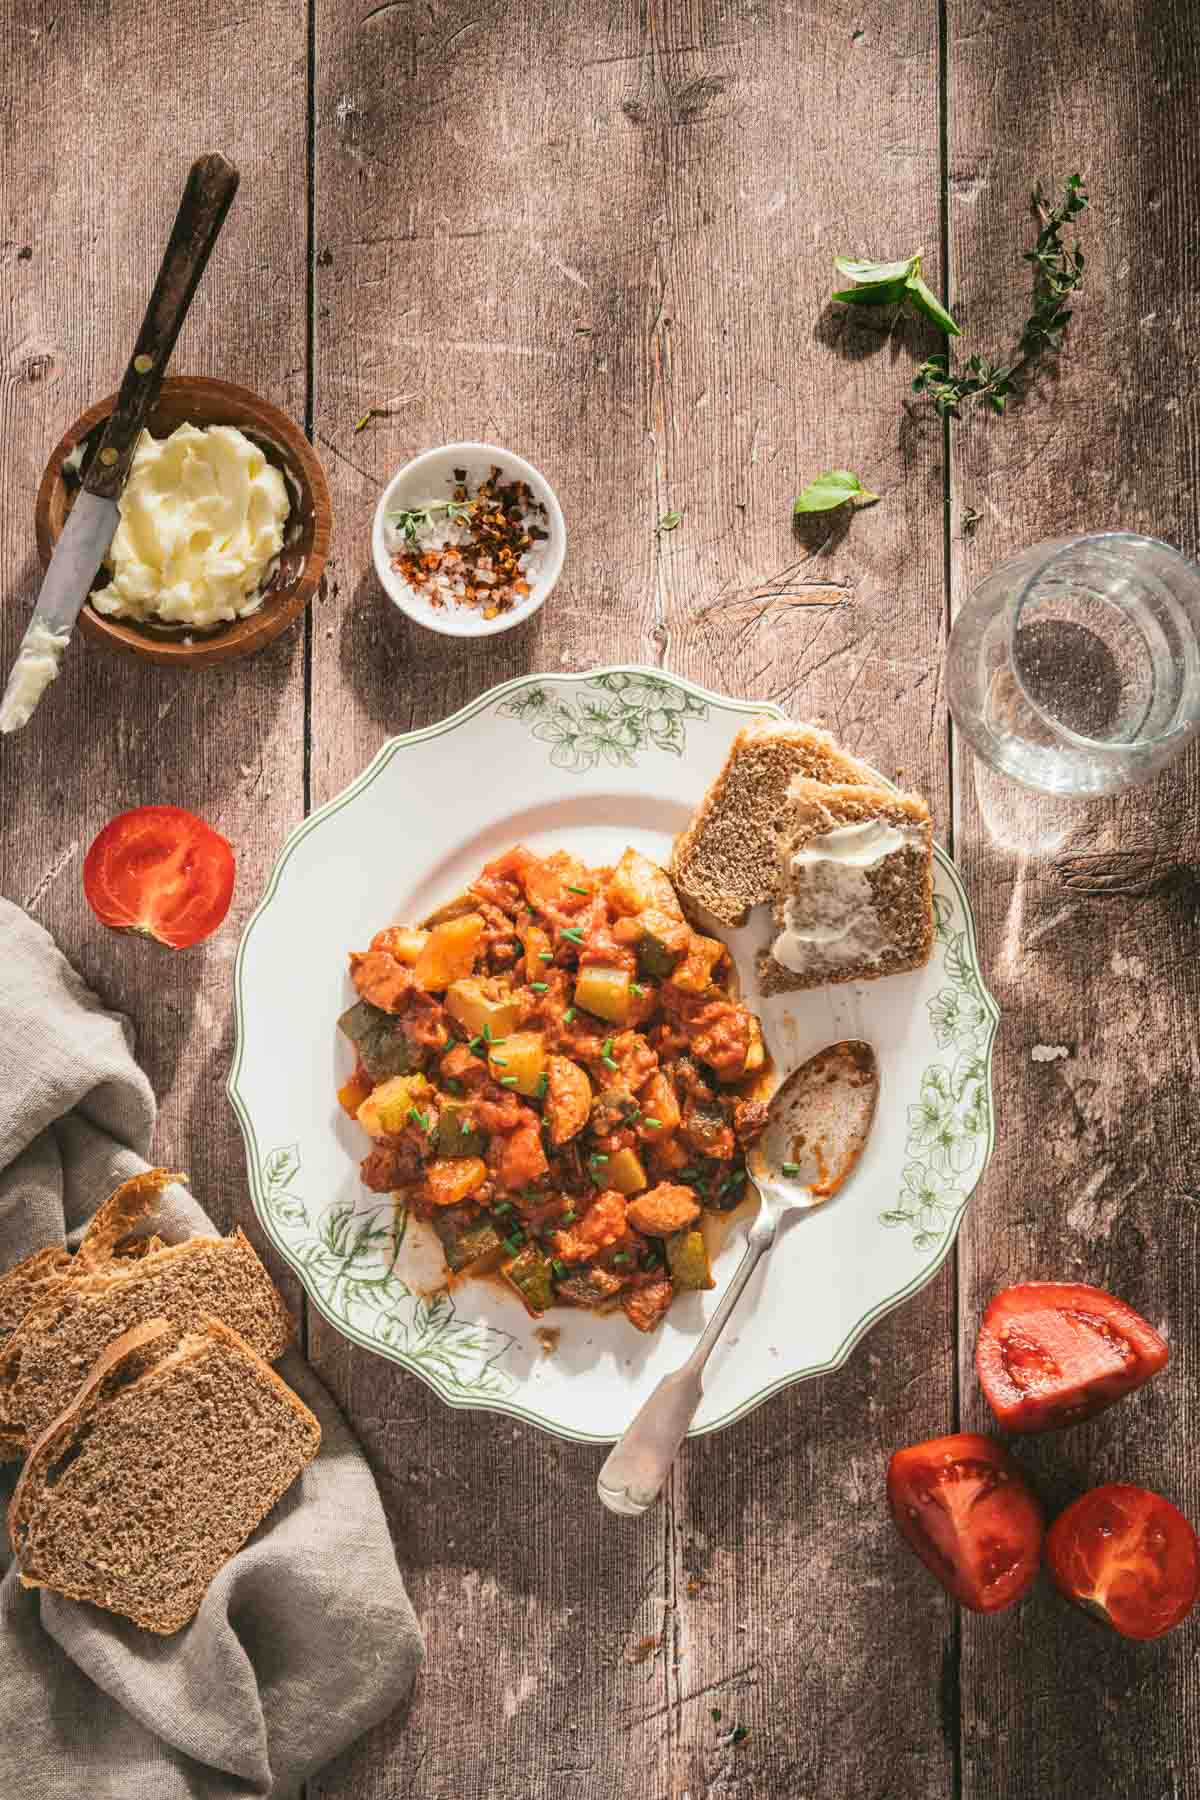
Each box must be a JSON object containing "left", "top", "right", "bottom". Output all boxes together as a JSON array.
[{"left": 946, "top": 532, "right": 1200, "bottom": 797}]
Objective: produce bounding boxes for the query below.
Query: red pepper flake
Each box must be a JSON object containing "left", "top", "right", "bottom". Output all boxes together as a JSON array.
[{"left": 388, "top": 465, "right": 549, "bottom": 619}]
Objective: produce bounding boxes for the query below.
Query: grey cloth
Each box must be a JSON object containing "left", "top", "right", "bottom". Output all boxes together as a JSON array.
[{"left": 0, "top": 898, "right": 423, "bottom": 1798}]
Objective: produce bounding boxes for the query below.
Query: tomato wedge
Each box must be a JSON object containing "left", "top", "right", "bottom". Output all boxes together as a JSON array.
[
  {"left": 976, "top": 1282, "right": 1168, "bottom": 1433},
  {"left": 887, "top": 1432, "right": 1043, "bottom": 1613},
  {"left": 83, "top": 806, "right": 235, "bottom": 949},
  {"left": 1046, "top": 1484, "right": 1200, "bottom": 1640}
]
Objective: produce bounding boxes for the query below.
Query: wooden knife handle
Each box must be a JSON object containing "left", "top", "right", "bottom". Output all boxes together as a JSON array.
[{"left": 84, "top": 153, "right": 240, "bottom": 500}]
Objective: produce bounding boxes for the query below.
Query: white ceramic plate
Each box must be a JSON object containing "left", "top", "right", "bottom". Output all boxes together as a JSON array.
[{"left": 229, "top": 668, "right": 998, "bottom": 1442}]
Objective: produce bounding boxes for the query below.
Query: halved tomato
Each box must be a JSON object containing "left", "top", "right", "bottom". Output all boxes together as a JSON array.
[
  {"left": 83, "top": 806, "right": 235, "bottom": 949},
  {"left": 976, "top": 1282, "right": 1168, "bottom": 1433},
  {"left": 887, "top": 1432, "right": 1043, "bottom": 1613},
  {"left": 1046, "top": 1484, "right": 1200, "bottom": 1640}
]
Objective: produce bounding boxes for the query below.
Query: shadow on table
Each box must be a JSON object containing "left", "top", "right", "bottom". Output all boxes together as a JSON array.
[{"left": 337, "top": 566, "right": 544, "bottom": 737}]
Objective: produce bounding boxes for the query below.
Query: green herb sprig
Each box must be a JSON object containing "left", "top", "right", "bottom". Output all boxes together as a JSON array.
[
  {"left": 912, "top": 174, "right": 1089, "bottom": 418},
  {"left": 388, "top": 499, "right": 476, "bottom": 544}
]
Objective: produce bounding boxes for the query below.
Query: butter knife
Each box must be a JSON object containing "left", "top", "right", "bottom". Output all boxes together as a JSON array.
[{"left": 0, "top": 152, "right": 240, "bottom": 733}]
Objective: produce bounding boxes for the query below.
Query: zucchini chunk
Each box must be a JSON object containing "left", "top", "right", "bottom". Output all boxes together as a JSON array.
[
  {"left": 338, "top": 999, "right": 424, "bottom": 1081},
  {"left": 503, "top": 1244, "right": 555, "bottom": 1315},
  {"left": 665, "top": 1227, "right": 715, "bottom": 1291}
]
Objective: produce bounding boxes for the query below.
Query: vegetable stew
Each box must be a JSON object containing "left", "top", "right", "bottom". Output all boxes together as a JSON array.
[{"left": 337, "top": 846, "right": 770, "bottom": 1331}]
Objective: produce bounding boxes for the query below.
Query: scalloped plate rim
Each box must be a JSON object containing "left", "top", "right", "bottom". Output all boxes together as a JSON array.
[{"left": 228, "top": 664, "right": 999, "bottom": 1442}]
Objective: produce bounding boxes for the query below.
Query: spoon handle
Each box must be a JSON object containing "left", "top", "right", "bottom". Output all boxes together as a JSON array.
[{"left": 596, "top": 1206, "right": 779, "bottom": 1516}]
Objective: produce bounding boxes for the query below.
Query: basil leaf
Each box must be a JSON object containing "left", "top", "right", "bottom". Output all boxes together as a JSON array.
[
  {"left": 831, "top": 277, "right": 911, "bottom": 308},
  {"left": 793, "top": 470, "right": 880, "bottom": 514},
  {"left": 905, "top": 273, "right": 962, "bottom": 337},
  {"left": 834, "top": 254, "right": 920, "bottom": 285}
]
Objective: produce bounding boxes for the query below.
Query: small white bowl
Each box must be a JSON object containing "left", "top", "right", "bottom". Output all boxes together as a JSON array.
[{"left": 371, "top": 441, "right": 565, "bottom": 638}]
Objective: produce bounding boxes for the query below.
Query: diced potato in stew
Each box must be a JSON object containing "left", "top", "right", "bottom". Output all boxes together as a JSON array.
[
  {"left": 573, "top": 965, "right": 633, "bottom": 1025},
  {"left": 356, "top": 1073, "right": 434, "bottom": 1140},
  {"left": 488, "top": 1030, "right": 546, "bottom": 1096},
  {"left": 445, "top": 977, "right": 521, "bottom": 1040},
  {"left": 340, "top": 845, "right": 767, "bottom": 1332}
]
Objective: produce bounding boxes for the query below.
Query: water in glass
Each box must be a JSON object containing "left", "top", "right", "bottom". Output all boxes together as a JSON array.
[{"left": 946, "top": 532, "right": 1200, "bottom": 796}]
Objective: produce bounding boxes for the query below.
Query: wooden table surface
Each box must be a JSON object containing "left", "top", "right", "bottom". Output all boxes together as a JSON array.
[{"left": 3, "top": 3, "right": 1199, "bottom": 1796}]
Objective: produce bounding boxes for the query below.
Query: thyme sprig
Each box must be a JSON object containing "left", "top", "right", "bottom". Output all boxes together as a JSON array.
[
  {"left": 388, "top": 499, "right": 476, "bottom": 544},
  {"left": 912, "top": 174, "right": 1089, "bottom": 418}
]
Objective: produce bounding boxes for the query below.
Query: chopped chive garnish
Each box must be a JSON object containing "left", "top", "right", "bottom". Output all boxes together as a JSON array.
[
  {"left": 563, "top": 1007, "right": 577, "bottom": 1024},
  {"left": 490, "top": 1055, "right": 508, "bottom": 1066},
  {"left": 561, "top": 927, "right": 585, "bottom": 945},
  {"left": 539, "top": 950, "right": 554, "bottom": 963},
  {"left": 493, "top": 1199, "right": 513, "bottom": 1215},
  {"left": 590, "top": 1152, "right": 609, "bottom": 1163},
  {"left": 468, "top": 1035, "right": 484, "bottom": 1054},
  {"left": 566, "top": 884, "right": 590, "bottom": 896},
  {"left": 500, "top": 1076, "right": 519, "bottom": 1088},
  {"left": 504, "top": 1233, "right": 525, "bottom": 1253},
  {"left": 782, "top": 1161, "right": 801, "bottom": 1176},
  {"left": 602, "top": 1055, "right": 618, "bottom": 1072},
  {"left": 561, "top": 1209, "right": 578, "bottom": 1224},
  {"left": 530, "top": 981, "right": 549, "bottom": 994},
  {"left": 535, "top": 1073, "right": 549, "bottom": 1098},
  {"left": 407, "top": 1107, "right": 428, "bottom": 1130},
  {"left": 601, "top": 1037, "right": 613, "bottom": 1055},
  {"left": 630, "top": 982, "right": 645, "bottom": 997},
  {"left": 482, "top": 1024, "right": 492, "bottom": 1042},
  {"left": 613, "top": 1251, "right": 631, "bottom": 1266},
  {"left": 644, "top": 1117, "right": 662, "bottom": 1129},
  {"left": 552, "top": 1259, "right": 568, "bottom": 1278}
]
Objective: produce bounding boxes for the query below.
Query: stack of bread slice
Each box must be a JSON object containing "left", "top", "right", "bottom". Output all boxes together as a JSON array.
[
  {"left": 671, "top": 717, "right": 935, "bottom": 993},
  {"left": 1, "top": 1170, "right": 320, "bottom": 1634}
]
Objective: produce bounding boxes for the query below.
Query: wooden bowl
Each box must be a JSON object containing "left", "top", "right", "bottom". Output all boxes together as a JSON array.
[{"left": 34, "top": 376, "right": 331, "bottom": 668}]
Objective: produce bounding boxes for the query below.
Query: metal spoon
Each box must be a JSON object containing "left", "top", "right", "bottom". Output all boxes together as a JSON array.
[{"left": 596, "top": 1039, "right": 879, "bottom": 1517}]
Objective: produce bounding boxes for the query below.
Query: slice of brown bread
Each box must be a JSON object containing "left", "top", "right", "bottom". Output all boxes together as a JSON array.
[
  {"left": 9, "top": 1314, "right": 321, "bottom": 1635},
  {"left": 758, "top": 780, "right": 935, "bottom": 994},
  {"left": 0, "top": 1230, "right": 294, "bottom": 1458},
  {"left": 670, "top": 717, "right": 882, "bottom": 926},
  {"left": 0, "top": 1170, "right": 181, "bottom": 1354}
]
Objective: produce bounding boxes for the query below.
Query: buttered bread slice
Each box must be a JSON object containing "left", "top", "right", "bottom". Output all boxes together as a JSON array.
[
  {"left": 670, "top": 718, "right": 880, "bottom": 927},
  {"left": 758, "top": 780, "right": 934, "bottom": 995}
]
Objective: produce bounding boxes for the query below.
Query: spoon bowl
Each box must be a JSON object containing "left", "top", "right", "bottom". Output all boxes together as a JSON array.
[{"left": 752, "top": 1037, "right": 879, "bottom": 1201}]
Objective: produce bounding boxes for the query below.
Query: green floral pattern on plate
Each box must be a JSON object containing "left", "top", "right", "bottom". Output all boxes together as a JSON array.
[
  {"left": 262, "top": 1145, "right": 518, "bottom": 1397},
  {"left": 498, "top": 671, "right": 709, "bottom": 770},
  {"left": 879, "top": 892, "right": 997, "bottom": 1249}
]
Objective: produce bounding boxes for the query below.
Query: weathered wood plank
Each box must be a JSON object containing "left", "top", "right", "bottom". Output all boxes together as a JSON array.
[
  {"left": 0, "top": 0, "right": 309, "bottom": 1314},
  {"left": 308, "top": 4, "right": 672, "bottom": 1795},
  {"left": 948, "top": 3, "right": 1200, "bottom": 1795},
  {"left": 309, "top": 3, "right": 955, "bottom": 1798},
  {"left": 647, "top": 7, "right": 957, "bottom": 1796}
]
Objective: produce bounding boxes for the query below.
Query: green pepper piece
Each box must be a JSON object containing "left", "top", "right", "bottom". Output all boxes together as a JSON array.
[
  {"left": 665, "top": 1227, "right": 715, "bottom": 1291},
  {"left": 502, "top": 1244, "right": 555, "bottom": 1316}
]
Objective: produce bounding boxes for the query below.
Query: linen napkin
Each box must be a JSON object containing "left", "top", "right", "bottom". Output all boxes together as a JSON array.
[{"left": 0, "top": 897, "right": 423, "bottom": 1799}]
